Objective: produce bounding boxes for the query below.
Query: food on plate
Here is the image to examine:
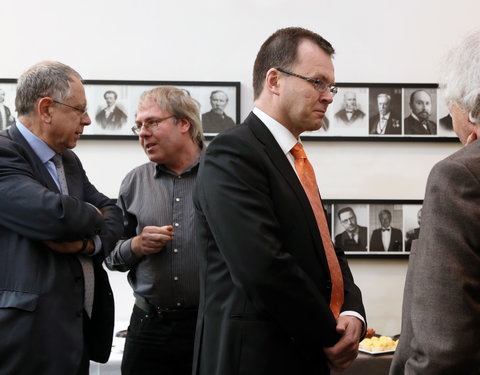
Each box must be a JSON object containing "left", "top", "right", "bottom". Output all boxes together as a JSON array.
[
  {"left": 365, "top": 328, "right": 376, "bottom": 338},
  {"left": 359, "top": 335, "right": 398, "bottom": 353}
]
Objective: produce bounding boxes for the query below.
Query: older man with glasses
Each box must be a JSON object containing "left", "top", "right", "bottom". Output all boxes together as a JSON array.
[
  {"left": 0, "top": 60, "right": 123, "bottom": 375},
  {"left": 106, "top": 86, "right": 204, "bottom": 375}
]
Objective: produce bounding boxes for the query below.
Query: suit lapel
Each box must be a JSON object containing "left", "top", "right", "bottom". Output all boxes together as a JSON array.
[
  {"left": 6, "top": 124, "right": 60, "bottom": 193},
  {"left": 62, "top": 152, "right": 83, "bottom": 199},
  {"left": 244, "top": 112, "right": 329, "bottom": 268}
]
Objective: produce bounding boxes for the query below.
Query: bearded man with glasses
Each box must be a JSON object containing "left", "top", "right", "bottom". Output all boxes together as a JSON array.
[{"left": 106, "top": 86, "right": 204, "bottom": 375}]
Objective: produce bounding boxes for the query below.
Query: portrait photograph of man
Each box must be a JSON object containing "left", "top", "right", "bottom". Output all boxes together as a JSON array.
[
  {"left": 0, "top": 84, "right": 17, "bottom": 131},
  {"left": 437, "top": 88, "right": 456, "bottom": 137},
  {"left": 201, "top": 89, "right": 236, "bottom": 134},
  {"left": 403, "top": 88, "right": 437, "bottom": 135},
  {"left": 369, "top": 204, "right": 403, "bottom": 252},
  {"left": 368, "top": 87, "right": 402, "bottom": 135},
  {"left": 332, "top": 87, "right": 368, "bottom": 135},
  {"left": 333, "top": 204, "right": 369, "bottom": 252},
  {"left": 403, "top": 204, "right": 422, "bottom": 252}
]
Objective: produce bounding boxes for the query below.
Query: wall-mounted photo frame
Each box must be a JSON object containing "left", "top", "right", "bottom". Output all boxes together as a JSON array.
[
  {"left": 0, "top": 79, "right": 241, "bottom": 139},
  {"left": 302, "top": 83, "right": 458, "bottom": 142},
  {"left": 323, "top": 199, "right": 423, "bottom": 257}
]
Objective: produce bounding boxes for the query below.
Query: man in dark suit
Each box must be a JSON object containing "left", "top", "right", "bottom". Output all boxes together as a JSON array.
[
  {"left": 334, "top": 207, "right": 368, "bottom": 251},
  {"left": 95, "top": 90, "right": 128, "bottom": 130},
  {"left": 390, "top": 30, "right": 480, "bottom": 374},
  {"left": 334, "top": 90, "right": 365, "bottom": 125},
  {"left": 0, "top": 88, "right": 15, "bottom": 130},
  {"left": 193, "top": 27, "right": 365, "bottom": 375},
  {"left": 369, "top": 93, "right": 401, "bottom": 135},
  {"left": 404, "top": 90, "right": 437, "bottom": 135},
  {"left": 0, "top": 61, "right": 123, "bottom": 374},
  {"left": 369, "top": 209, "right": 403, "bottom": 251},
  {"left": 201, "top": 89, "right": 236, "bottom": 133}
]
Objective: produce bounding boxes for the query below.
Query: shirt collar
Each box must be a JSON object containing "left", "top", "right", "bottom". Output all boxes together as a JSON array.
[
  {"left": 252, "top": 107, "right": 298, "bottom": 156},
  {"left": 154, "top": 142, "right": 205, "bottom": 178},
  {"left": 16, "top": 121, "right": 56, "bottom": 163}
]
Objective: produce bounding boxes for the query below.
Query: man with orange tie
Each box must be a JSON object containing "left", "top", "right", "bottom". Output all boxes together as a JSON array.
[{"left": 193, "top": 27, "right": 366, "bottom": 375}]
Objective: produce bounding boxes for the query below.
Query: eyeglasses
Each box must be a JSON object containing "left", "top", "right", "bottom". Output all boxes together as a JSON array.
[
  {"left": 52, "top": 100, "right": 88, "bottom": 116},
  {"left": 276, "top": 67, "right": 338, "bottom": 97},
  {"left": 131, "top": 115, "right": 176, "bottom": 135}
]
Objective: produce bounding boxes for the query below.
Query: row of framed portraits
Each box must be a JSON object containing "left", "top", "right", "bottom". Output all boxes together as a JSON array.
[
  {"left": 0, "top": 79, "right": 240, "bottom": 137},
  {"left": 324, "top": 200, "right": 422, "bottom": 257},
  {"left": 0, "top": 79, "right": 457, "bottom": 142}
]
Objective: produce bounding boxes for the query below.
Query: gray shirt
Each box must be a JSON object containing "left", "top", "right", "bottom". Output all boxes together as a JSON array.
[{"left": 106, "top": 156, "right": 201, "bottom": 309}]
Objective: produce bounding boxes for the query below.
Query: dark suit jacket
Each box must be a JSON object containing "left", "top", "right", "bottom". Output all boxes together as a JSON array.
[
  {"left": 369, "top": 227, "right": 403, "bottom": 251},
  {"left": 404, "top": 115, "right": 437, "bottom": 135},
  {"left": 193, "top": 112, "right": 365, "bottom": 375},
  {"left": 334, "top": 226, "right": 368, "bottom": 251},
  {"left": 0, "top": 124, "right": 123, "bottom": 374},
  {"left": 334, "top": 109, "right": 365, "bottom": 125},
  {"left": 369, "top": 112, "right": 401, "bottom": 135},
  {"left": 390, "top": 140, "right": 480, "bottom": 374},
  {"left": 95, "top": 106, "right": 127, "bottom": 129}
]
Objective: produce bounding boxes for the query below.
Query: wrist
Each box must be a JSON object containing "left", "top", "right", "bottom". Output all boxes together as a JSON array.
[{"left": 78, "top": 238, "right": 94, "bottom": 255}]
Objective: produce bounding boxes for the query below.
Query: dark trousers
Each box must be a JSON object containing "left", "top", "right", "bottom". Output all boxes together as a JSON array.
[{"left": 121, "top": 304, "right": 197, "bottom": 375}]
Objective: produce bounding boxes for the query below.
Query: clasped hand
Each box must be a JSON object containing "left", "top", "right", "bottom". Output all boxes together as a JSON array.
[
  {"left": 323, "top": 315, "right": 363, "bottom": 372},
  {"left": 131, "top": 225, "right": 174, "bottom": 257}
]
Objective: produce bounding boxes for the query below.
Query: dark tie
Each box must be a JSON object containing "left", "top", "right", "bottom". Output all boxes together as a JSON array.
[
  {"left": 51, "top": 154, "right": 95, "bottom": 318},
  {"left": 290, "top": 143, "right": 344, "bottom": 318},
  {"left": 382, "top": 228, "right": 390, "bottom": 232}
]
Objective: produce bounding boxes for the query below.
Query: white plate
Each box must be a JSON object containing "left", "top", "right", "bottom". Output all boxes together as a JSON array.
[{"left": 359, "top": 348, "right": 395, "bottom": 355}]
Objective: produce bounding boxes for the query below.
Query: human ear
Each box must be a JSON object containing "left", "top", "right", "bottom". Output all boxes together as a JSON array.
[
  {"left": 38, "top": 97, "right": 53, "bottom": 123},
  {"left": 265, "top": 68, "right": 281, "bottom": 96}
]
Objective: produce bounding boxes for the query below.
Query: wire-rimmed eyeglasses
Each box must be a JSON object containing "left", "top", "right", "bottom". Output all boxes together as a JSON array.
[
  {"left": 131, "top": 115, "right": 176, "bottom": 135},
  {"left": 52, "top": 100, "right": 89, "bottom": 116},
  {"left": 276, "top": 67, "right": 338, "bottom": 97}
]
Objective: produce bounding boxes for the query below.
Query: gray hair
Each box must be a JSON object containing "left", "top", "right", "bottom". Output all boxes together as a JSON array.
[
  {"left": 138, "top": 86, "right": 203, "bottom": 144},
  {"left": 441, "top": 30, "right": 480, "bottom": 124},
  {"left": 15, "top": 61, "right": 82, "bottom": 116},
  {"left": 377, "top": 93, "right": 391, "bottom": 102}
]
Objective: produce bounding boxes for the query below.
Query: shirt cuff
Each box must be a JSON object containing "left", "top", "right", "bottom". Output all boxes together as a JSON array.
[
  {"left": 89, "top": 235, "right": 102, "bottom": 256},
  {"left": 119, "top": 238, "right": 139, "bottom": 265}
]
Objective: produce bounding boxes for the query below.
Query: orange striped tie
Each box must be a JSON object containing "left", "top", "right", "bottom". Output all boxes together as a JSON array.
[{"left": 290, "top": 142, "right": 344, "bottom": 318}]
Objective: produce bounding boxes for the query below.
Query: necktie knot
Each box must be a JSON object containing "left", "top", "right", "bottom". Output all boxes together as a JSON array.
[
  {"left": 290, "top": 142, "right": 307, "bottom": 160},
  {"left": 51, "top": 153, "right": 62, "bottom": 168}
]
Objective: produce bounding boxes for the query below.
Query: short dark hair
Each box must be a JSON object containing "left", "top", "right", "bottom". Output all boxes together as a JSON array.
[
  {"left": 337, "top": 206, "right": 355, "bottom": 220},
  {"left": 379, "top": 209, "right": 392, "bottom": 221},
  {"left": 252, "top": 27, "right": 335, "bottom": 100},
  {"left": 104, "top": 90, "right": 118, "bottom": 100},
  {"left": 409, "top": 89, "right": 430, "bottom": 105}
]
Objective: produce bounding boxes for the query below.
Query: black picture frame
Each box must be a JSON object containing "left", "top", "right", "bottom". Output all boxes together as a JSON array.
[
  {"left": 0, "top": 79, "right": 241, "bottom": 139},
  {"left": 324, "top": 199, "right": 423, "bottom": 258},
  {"left": 302, "top": 83, "right": 458, "bottom": 142}
]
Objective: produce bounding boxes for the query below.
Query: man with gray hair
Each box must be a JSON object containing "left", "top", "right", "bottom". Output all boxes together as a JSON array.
[
  {"left": 390, "top": 30, "right": 480, "bottom": 374},
  {"left": 369, "top": 93, "right": 401, "bottom": 135},
  {"left": 334, "top": 90, "right": 365, "bottom": 126},
  {"left": 201, "top": 89, "right": 235, "bottom": 133},
  {"left": 0, "top": 61, "right": 123, "bottom": 374},
  {"left": 106, "top": 86, "right": 203, "bottom": 375}
]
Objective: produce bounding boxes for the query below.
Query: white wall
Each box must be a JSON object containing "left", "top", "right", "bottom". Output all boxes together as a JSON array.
[{"left": 3, "top": 0, "right": 478, "bottom": 335}]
